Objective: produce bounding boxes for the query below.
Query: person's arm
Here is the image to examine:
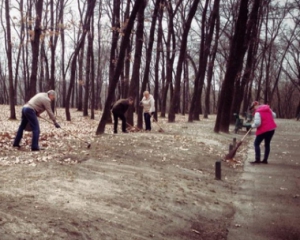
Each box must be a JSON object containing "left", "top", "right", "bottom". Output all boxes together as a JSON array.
[
  {"left": 140, "top": 97, "right": 145, "bottom": 106},
  {"left": 149, "top": 96, "right": 155, "bottom": 113},
  {"left": 44, "top": 102, "right": 61, "bottom": 128},
  {"left": 44, "top": 101, "right": 56, "bottom": 122},
  {"left": 251, "top": 112, "right": 261, "bottom": 128}
]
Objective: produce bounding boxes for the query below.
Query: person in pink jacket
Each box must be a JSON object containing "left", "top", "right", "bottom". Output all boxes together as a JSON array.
[{"left": 249, "top": 101, "right": 277, "bottom": 164}]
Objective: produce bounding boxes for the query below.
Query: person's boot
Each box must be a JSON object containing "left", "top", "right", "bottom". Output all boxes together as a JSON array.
[
  {"left": 250, "top": 159, "right": 261, "bottom": 164},
  {"left": 261, "top": 159, "right": 268, "bottom": 164}
]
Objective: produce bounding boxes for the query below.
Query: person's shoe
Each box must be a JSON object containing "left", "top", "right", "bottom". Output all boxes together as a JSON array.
[
  {"left": 31, "top": 147, "right": 45, "bottom": 151},
  {"left": 13, "top": 144, "right": 21, "bottom": 148},
  {"left": 261, "top": 160, "right": 268, "bottom": 164},
  {"left": 114, "top": 131, "right": 117, "bottom": 134},
  {"left": 250, "top": 160, "right": 261, "bottom": 164},
  {"left": 122, "top": 131, "right": 128, "bottom": 133}
]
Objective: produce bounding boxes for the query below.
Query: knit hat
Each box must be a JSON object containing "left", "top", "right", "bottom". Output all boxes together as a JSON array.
[{"left": 249, "top": 101, "right": 259, "bottom": 110}]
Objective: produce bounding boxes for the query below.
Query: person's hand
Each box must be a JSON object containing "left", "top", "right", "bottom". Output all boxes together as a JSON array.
[{"left": 54, "top": 122, "right": 61, "bottom": 128}]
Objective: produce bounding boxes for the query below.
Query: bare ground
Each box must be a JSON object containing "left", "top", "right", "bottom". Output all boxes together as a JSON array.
[{"left": 0, "top": 106, "right": 252, "bottom": 240}]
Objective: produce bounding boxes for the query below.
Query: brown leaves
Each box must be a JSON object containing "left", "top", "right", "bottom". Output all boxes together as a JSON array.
[{"left": 0, "top": 106, "right": 96, "bottom": 166}]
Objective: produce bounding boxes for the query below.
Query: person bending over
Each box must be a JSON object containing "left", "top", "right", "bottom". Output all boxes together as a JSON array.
[
  {"left": 111, "top": 97, "right": 134, "bottom": 134},
  {"left": 13, "top": 90, "right": 61, "bottom": 151}
]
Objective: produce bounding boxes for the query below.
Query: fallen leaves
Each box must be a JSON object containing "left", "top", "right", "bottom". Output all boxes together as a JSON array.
[
  {"left": 0, "top": 108, "right": 96, "bottom": 166},
  {"left": 1, "top": 106, "right": 246, "bottom": 170}
]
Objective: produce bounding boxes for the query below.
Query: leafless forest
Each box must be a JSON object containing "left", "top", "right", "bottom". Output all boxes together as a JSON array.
[{"left": 0, "top": 0, "right": 299, "bottom": 133}]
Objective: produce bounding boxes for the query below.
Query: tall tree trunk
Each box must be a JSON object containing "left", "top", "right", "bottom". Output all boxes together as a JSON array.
[
  {"left": 26, "top": 0, "right": 43, "bottom": 101},
  {"left": 154, "top": 1, "right": 164, "bottom": 117},
  {"left": 13, "top": 0, "right": 25, "bottom": 106},
  {"left": 5, "top": 0, "right": 16, "bottom": 119},
  {"left": 160, "top": 1, "right": 182, "bottom": 118},
  {"left": 122, "top": 0, "right": 131, "bottom": 99},
  {"left": 90, "top": 14, "right": 95, "bottom": 119},
  {"left": 128, "top": 0, "right": 147, "bottom": 127},
  {"left": 182, "top": 58, "right": 188, "bottom": 115},
  {"left": 96, "top": 0, "right": 143, "bottom": 134},
  {"left": 188, "top": 0, "right": 210, "bottom": 122},
  {"left": 169, "top": 0, "right": 200, "bottom": 122},
  {"left": 109, "top": 0, "right": 121, "bottom": 91},
  {"left": 136, "top": 0, "right": 161, "bottom": 128},
  {"left": 65, "top": 0, "right": 96, "bottom": 121},
  {"left": 95, "top": 0, "right": 103, "bottom": 111},
  {"left": 78, "top": 47, "right": 85, "bottom": 111},
  {"left": 214, "top": 0, "right": 249, "bottom": 133},
  {"left": 84, "top": 27, "right": 93, "bottom": 117},
  {"left": 204, "top": 0, "right": 220, "bottom": 119},
  {"left": 61, "top": 0, "right": 66, "bottom": 107},
  {"left": 232, "top": 0, "right": 261, "bottom": 116}
]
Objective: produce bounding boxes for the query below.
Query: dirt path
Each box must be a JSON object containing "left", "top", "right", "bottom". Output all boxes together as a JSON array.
[
  {"left": 228, "top": 118, "right": 300, "bottom": 240},
  {"left": 0, "top": 106, "right": 256, "bottom": 239}
]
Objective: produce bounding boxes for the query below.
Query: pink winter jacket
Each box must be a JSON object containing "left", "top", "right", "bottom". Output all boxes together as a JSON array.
[{"left": 252, "top": 105, "right": 277, "bottom": 136}]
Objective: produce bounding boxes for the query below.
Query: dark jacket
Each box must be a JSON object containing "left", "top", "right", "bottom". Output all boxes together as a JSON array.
[{"left": 111, "top": 99, "right": 131, "bottom": 115}]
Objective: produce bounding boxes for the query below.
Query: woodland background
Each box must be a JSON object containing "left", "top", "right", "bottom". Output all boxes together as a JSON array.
[{"left": 0, "top": 0, "right": 299, "bottom": 134}]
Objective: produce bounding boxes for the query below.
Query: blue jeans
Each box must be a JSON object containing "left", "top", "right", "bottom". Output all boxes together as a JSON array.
[
  {"left": 144, "top": 113, "right": 151, "bottom": 131},
  {"left": 254, "top": 130, "right": 275, "bottom": 161},
  {"left": 13, "top": 107, "right": 40, "bottom": 150}
]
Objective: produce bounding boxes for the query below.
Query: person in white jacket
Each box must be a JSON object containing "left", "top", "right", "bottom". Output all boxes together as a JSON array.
[{"left": 140, "top": 91, "right": 155, "bottom": 131}]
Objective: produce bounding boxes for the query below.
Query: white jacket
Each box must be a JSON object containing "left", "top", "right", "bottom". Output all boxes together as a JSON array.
[{"left": 140, "top": 94, "right": 155, "bottom": 113}]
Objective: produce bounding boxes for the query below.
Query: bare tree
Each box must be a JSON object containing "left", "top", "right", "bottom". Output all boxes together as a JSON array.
[
  {"left": 169, "top": 0, "right": 200, "bottom": 122},
  {"left": 188, "top": 0, "right": 210, "bottom": 122},
  {"left": 127, "top": 0, "right": 147, "bottom": 127},
  {"left": 214, "top": 0, "right": 250, "bottom": 133},
  {"left": 135, "top": 0, "right": 162, "bottom": 128},
  {"left": 96, "top": 0, "right": 143, "bottom": 134},
  {"left": 26, "top": 0, "right": 44, "bottom": 101},
  {"left": 65, "top": 0, "right": 97, "bottom": 121},
  {"left": 160, "top": 0, "right": 182, "bottom": 118},
  {"left": 4, "top": 0, "right": 16, "bottom": 119}
]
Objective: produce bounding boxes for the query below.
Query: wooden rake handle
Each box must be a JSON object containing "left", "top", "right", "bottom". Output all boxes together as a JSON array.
[{"left": 241, "top": 128, "right": 252, "bottom": 142}]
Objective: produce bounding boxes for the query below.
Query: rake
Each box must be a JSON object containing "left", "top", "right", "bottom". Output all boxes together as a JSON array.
[
  {"left": 39, "top": 116, "right": 91, "bottom": 149},
  {"left": 224, "top": 128, "right": 252, "bottom": 160},
  {"left": 152, "top": 117, "right": 164, "bottom": 132}
]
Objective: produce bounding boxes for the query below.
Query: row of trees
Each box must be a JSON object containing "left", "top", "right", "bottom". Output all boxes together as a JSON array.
[{"left": 0, "top": 0, "right": 299, "bottom": 134}]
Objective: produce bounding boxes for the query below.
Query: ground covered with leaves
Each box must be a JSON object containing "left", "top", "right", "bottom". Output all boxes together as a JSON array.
[{"left": 0, "top": 105, "right": 249, "bottom": 240}]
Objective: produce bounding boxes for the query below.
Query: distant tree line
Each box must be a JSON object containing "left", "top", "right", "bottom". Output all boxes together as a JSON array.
[{"left": 0, "top": 0, "right": 299, "bottom": 134}]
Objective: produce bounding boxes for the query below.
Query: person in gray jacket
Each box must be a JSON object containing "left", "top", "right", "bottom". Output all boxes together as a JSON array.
[{"left": 13, "top": 90, "right": 61, "bottom": 151}]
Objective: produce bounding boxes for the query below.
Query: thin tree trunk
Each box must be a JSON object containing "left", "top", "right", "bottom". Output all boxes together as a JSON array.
[
  {"left": 4, "top": 0, "right": 16, "bottom": 119},
  {"left": 65, "top": 0, "right": 96, "bottom": 121},
  {"left": 154, "top": 1, "right": 164, "bottom": 117},
  {"left": 169, "top": 0, "right": 200, "bottom": 122}
]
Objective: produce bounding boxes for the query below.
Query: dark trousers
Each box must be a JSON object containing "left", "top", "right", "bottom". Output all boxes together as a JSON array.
[
  {"left": 144, "top": 113, "right": 151, "bottom": 131},
  {"left": 113, "top": 112, "right": 126, "bottom": 133},
  {"left": 254, "top": 130, "right": 275, "bottom": 161},
  {"left": 13, "top": 107, "right": 40, "bottom": 150}
]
